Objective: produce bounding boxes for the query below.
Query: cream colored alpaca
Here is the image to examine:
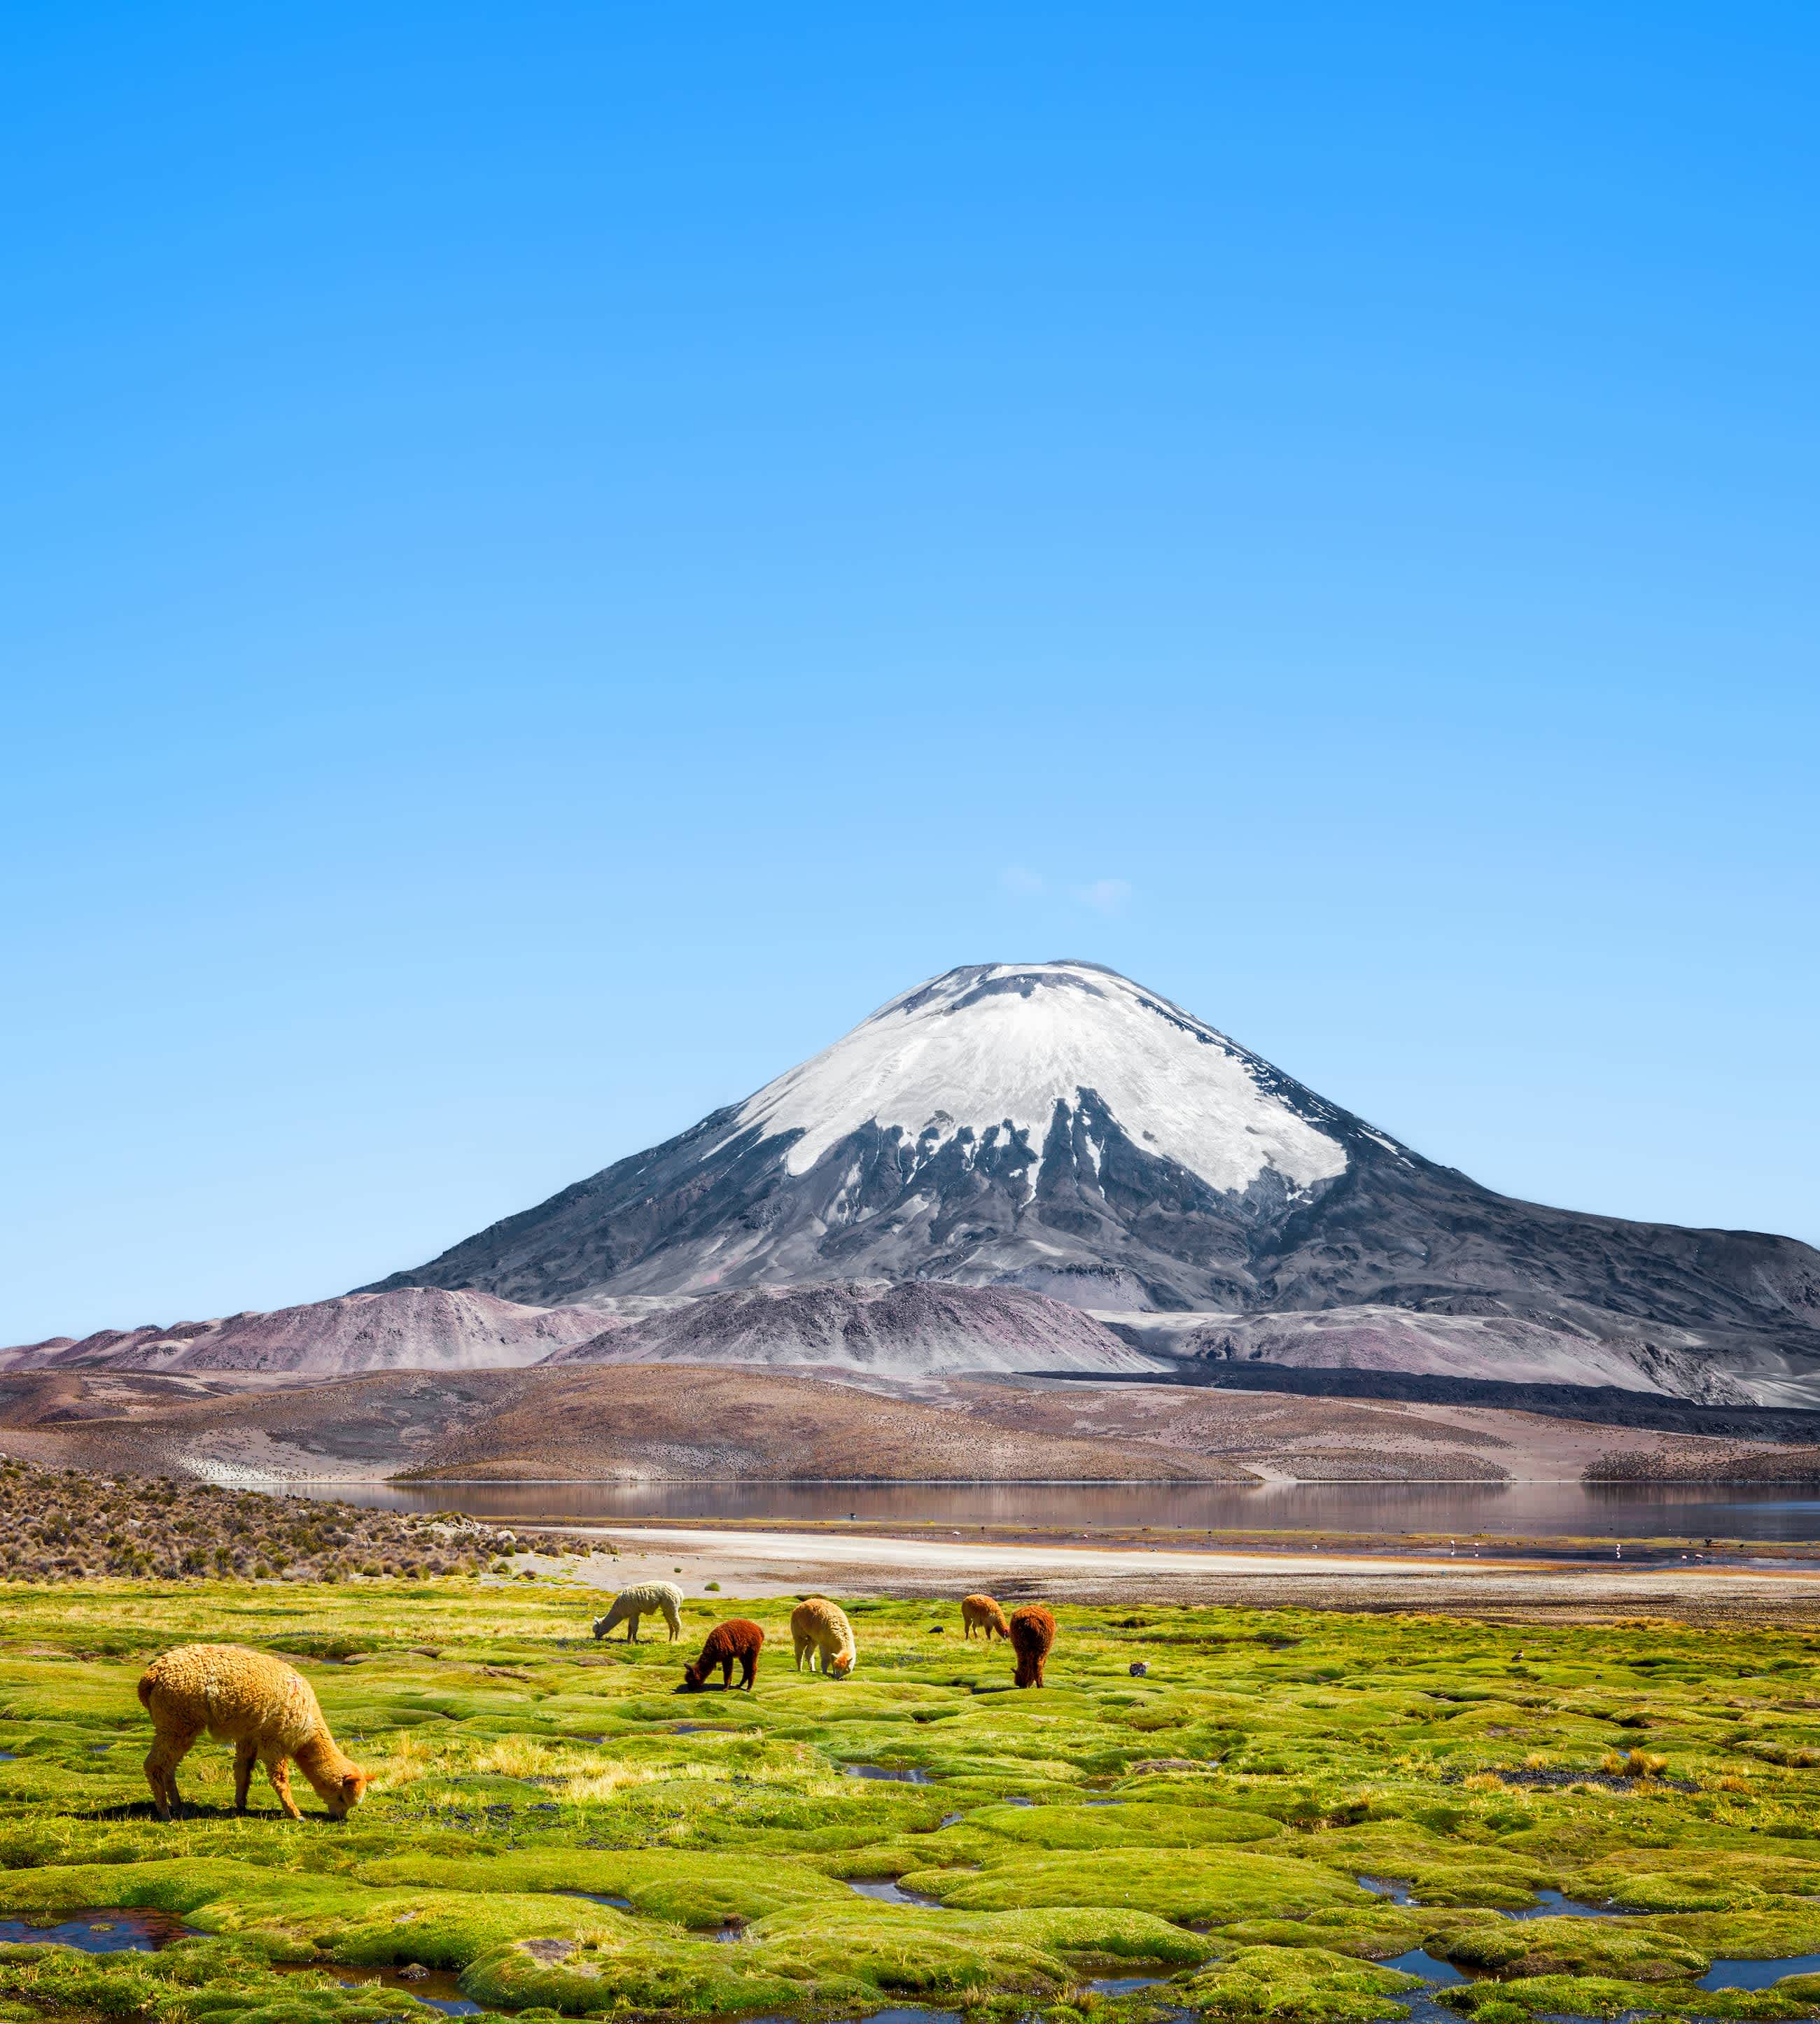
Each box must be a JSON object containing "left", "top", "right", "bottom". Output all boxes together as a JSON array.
[
  {"left": 790, "top": 1596, "right": 857, "bottom": 1677},
  {"left": 593, "top": 1580, "right": 685, "bottom": 1643},
  {"left": 961, "top": 1594, "right": 1010, "bottom": 1641},
  {"left": 137, "top": 1644, "right": 368, "bottom": 1822}
]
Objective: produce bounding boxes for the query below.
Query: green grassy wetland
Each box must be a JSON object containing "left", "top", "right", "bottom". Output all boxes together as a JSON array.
[{"left": 4, "top": 1575, "right": 1820, "bottom": 2024}]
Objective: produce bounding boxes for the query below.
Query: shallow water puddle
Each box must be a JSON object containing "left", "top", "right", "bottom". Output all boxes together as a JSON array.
[
  {"left": 314, "top": 1965, "right": 482, "bottom": 2015},
  {"left": 1385, "top": 1948, "right": 1470, "bottom": 1986},
  {"left": 563, "top": 1890, "right": 634, "bottom": 1909},
  {"left": 1364, "top": 1878, "right": 1616, "bottom": 1921},
  {"left": 1087, "top": 1976, "right": 1166, "bottom": 1995},
  {"left": 1699, "top": 1954, "right": 1820, "bottom": 1991},
  {"left": 0, "top": 1911, "right": 192, "bottom": 1953},
  {"left": 846, "top": 2011, "right": 961, "bottom": 2024},
  {"left": 1509, "top": 1888, "right": 1616, "bottom": 1920},
  {"left": 845, "top": 1879, "right": 945, "bottom": 1907},
  {"left": 841, "top": 1764, "right": 934, "bottom": 1783},
  {"left": 1359, "top": 1874, "right": 1420, "bottom": 1906}
]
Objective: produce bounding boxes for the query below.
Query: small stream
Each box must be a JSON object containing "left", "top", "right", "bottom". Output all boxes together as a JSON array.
[
  {"left": 846, "top": 1880, "right": 946, "bottom": 1907},
  {"left": 0, "top": 1911, "right": 193, "bottom": 1953}
]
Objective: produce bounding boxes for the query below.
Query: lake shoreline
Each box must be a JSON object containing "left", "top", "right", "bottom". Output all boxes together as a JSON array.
[{"left": 527, "top": 1521, "right": 1820, "bottom": 1626}]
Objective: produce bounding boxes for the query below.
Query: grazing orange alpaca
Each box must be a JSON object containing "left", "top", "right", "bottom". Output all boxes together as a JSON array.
[
  {"left": 681, "top": 1619, "right": 764, "bottom": 1692},
  {"left": 1008, "top": 1605, "right": 1056, "bottom": 1688},
  {"left": 961, "top": 1594, "right": 1010, "bottom": 1641},
  {"left": 790, "top": 1597, "right": 857, "bottom": 1676},
  {"left": 138, "top": 1644, "right": 368, "bottom": 1822}
]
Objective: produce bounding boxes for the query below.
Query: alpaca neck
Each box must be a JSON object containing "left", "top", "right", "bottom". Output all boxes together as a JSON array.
[{"left": 295, "top": 1732, "right": 354, "bottom": 1799}]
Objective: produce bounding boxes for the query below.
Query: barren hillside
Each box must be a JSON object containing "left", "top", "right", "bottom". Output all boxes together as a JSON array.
[{"left": 0, "top": 1361, "right": 1785, "bottom": 1488}]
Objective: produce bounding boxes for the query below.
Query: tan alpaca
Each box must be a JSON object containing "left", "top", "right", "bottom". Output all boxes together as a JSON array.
[
  {"left": 137, "top": 1644, "right": 368, "bottom": 1822},
  {"left": 790, "top": 1596, "right": 857, "bottom": 1677},
  {"left": 961, "top": 1594, "right": 1010, "bottom": 1641}
]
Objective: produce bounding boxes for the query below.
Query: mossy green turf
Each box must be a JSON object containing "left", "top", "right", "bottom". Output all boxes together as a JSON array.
[{"left": 3, "top": 1582, "right": 1820, "bottom": 2022}]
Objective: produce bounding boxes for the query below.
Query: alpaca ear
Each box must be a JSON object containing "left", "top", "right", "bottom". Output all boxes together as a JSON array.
[{"left": 342, "top": 1772, "right": 365, "bottom": 1799}]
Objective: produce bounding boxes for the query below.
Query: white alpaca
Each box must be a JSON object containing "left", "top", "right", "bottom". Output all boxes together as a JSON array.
[{"left": 594, "top": 1581, "right": 685, "bottom": 1643}]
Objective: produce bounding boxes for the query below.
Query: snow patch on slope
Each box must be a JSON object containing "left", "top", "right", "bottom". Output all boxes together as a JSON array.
[{"left": 732, "top": 961, "right": 1347, "bottom": 1196}]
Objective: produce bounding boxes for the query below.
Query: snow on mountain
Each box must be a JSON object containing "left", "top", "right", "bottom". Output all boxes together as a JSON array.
[{"left": 727, "top": 962, "right": 1348, "bottom": 1198}]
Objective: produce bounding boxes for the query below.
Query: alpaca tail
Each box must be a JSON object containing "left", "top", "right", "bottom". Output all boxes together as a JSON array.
[{"left": 136, "top": 1674, "right": 155, "bottom": 1713}]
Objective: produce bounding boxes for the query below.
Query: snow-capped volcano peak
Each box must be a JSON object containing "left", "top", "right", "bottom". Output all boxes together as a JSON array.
[
  {"left": 361, "top": 958, "right": 1820, "bottom": 1402},
  {"left": 731, "top": 960, "right": 1348, "bottom": 1196}
]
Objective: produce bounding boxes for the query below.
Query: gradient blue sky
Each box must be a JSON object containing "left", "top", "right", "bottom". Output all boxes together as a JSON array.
[{"left": 4, "top": 4, "right": 1816, "bottom": 1343}]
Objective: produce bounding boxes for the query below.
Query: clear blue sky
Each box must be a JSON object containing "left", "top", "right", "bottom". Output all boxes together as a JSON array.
[{"left": 4, "top": 4, "right": 1816, "bottom": 1344}]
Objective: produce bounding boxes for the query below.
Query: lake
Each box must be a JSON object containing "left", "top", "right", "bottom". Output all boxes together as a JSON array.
[{"left": 287, "top": 1477, "right": 1820, "bottom": 1542}]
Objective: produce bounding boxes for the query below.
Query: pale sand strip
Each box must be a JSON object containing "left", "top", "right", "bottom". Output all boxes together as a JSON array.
[{"left": 522, "top": 1523, "right": 1820, "bottom": 1621}]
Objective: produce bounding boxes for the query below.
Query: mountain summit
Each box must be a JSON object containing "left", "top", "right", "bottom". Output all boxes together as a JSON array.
[{"left": 363, "top": 960, "right": 1820, "bottom": 1403}]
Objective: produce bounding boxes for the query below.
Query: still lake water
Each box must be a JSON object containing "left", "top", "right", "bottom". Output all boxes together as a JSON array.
[{"left": 292, "top": 1477, "right": 1820, "bottom": 1543}]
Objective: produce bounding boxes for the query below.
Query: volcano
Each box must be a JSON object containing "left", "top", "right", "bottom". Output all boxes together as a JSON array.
[{"left": 362, "top": 960, "right": 1820, "bottom": 1403}]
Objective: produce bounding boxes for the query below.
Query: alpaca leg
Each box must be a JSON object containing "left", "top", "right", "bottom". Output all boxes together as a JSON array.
[
  {"left": 233, "top": 1739, "right": 258, "bottom": 1813},
  {"left": 145, "top": 1721, "right": 202, "bottom": 1820},
  {"left": 265, "top": 1754, "right": 304, "bottom": 1822},
  {"left": 143, "top": 1748, "right": 171, "bottom": 1821},
  {"left": 720, "top": 1656, "right": 734, "bottom": 1689},
  {"left": 742, "top": 1654, "right": 757, "bottom": 1690},
  {"left": 626, "top": 1613, "right": 640, "bottom": 1643}
]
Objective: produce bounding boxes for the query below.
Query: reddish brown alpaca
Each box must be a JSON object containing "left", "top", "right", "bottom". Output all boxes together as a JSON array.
[
  {"left": 1008, "top": 1604, "right": 1056, "bottom": 1688},
  {"left": 681, "top": 1618, "right": 764, "bottom": 1692}
]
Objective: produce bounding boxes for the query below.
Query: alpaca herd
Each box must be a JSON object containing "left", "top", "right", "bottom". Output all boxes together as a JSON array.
[{"left": 135, "top": 1587, "right": 1054, "bottom": 1820}]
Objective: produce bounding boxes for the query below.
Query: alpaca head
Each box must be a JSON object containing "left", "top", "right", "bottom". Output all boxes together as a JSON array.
[
  {"left": 679, "top": 1661, "right": 708, "bottom": 1692},
  {"left": 326, "top": 1767, "right": 370, "bottom": 1819},
  {"left": 829, "top": 1650, "right": 854, "bottom": 1678},
  {"left": 299, "top": 1738, "right": 370, "bottom": 1818}
]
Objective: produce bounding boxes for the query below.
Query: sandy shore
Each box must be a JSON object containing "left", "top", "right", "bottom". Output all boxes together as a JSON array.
[{"left": 524, "top": 1521, "right": 1820, "bottom": 1625}]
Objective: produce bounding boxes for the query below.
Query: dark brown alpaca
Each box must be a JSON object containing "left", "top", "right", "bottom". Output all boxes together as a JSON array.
[
  {"left": 681, "top": 1618, "right": 764, "bottom": 1692},
  {"left": 1009, "top": 1604, "right": 1055, "bottom": 1688}
]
